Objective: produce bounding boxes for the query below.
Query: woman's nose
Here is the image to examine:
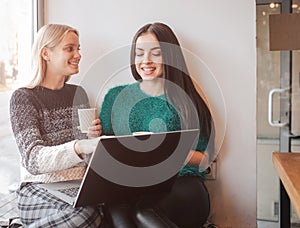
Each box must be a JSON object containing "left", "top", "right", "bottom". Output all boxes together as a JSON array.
[
  {"left": 74, "top": 50, "right": 81, "bottom": 60},
  {"left": 142, "top": 52, "right": 152, "bottom": 63}
]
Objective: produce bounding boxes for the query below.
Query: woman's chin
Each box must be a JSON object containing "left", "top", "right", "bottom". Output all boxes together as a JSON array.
[{"left": 141, "top": 75, "right": 156, "bottom": 81}]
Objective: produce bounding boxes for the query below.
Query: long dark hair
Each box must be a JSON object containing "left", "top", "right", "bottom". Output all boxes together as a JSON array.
[{"left": 130, "top": 22, "right": 212, "bottom": 143}]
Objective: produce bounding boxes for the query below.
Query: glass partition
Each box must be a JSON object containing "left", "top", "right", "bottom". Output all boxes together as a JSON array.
[{"left": 256, "top": 3, "right": 281, "bottom": 222}]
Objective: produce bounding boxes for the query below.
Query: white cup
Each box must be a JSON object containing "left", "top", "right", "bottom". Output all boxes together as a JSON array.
[{"left": 78, "top": 108, "right": 96, "bottom": 133}]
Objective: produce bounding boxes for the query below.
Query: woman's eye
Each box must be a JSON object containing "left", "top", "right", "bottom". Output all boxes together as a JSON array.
[
  {"left": 135, "top": 52, "right": 144, "bottom": 57},
  {"left": 66, "top": 46, "right": 74, "bottom": 52},
  {"left": 152, "top": 52, "right": 161, "bottom": 57}
]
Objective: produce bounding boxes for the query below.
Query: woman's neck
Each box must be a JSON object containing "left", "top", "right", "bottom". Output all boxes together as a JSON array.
[
  {"left": 140, "top": 79, "right": 164, "bottom": 96},
  {"left": 40, "top": 75, "right": 66, "bottom": 90}
]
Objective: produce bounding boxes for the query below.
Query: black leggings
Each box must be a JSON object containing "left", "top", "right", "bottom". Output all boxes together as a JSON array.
[{"left": 105, "top": 176, "right": 210, "bottom": 228}]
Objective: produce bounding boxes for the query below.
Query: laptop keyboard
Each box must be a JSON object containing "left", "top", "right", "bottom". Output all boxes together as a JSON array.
[{"left": 58, "top": 187, "right": 79, "bottom": 198}]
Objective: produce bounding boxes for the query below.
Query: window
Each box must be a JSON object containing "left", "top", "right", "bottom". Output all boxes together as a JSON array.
[{"left": 0, "top": 0, "right": 37, "bottom": 194}]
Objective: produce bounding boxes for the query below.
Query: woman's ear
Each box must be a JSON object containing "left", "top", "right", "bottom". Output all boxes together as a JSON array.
[{"left": 41, "top": 47, "right": 49, "bottom": 61}]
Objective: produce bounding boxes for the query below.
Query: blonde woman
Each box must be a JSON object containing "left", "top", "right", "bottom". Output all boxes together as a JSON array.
[{"left": 10, "top": 24, "right": 102, "bottom": 227}]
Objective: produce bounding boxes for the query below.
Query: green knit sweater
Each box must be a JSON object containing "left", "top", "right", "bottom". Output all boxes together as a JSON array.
[{"left": 100, "top": 82, "right": 206, "bottom": 178}]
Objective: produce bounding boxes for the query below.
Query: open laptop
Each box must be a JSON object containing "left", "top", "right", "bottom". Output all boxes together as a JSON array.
[{"left": 38, "top": 129, "right": 199, "bottom": 207}]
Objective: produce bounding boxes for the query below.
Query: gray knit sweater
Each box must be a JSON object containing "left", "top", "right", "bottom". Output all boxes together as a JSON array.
[{"left": 10, "top": 83, "right": 90, "bottom": 184}]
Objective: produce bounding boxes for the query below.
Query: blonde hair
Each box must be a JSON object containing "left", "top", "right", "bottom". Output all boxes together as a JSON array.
[{"left": 28, "top": 24, "right": 79, "bottom": 88}]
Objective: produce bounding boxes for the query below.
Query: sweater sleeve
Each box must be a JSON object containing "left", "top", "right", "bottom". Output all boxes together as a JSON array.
[
  {"left": 10, "top": 89, "right": 83, "bottom": 175},
  {"left": 99, "top": 85, "right": 126, "bottom": 135},
  {"left": 195, "top": 136, "right": 208, "bottom": 152}
]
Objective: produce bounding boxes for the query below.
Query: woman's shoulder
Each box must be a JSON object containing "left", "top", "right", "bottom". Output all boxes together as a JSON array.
[
  {"left": 10, "top": 87, "right": 39, "bottom": 111},
  {"left": 102, "top": 83, "right": 142, "bottom": 106},
  {"left": 107, "top": 84, "right": 129, "bottom": 93},
  {"left": 12, "top": 86, "right": 31, "bottom": 93},
  {"left": 11, "top": 87, "right": 33, "bottom": 100},
  {"left": 104, "top": 83, "right": 135, "bottom": 98}
]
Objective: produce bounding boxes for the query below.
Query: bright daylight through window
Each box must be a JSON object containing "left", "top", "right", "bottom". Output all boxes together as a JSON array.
[{"left": 0, "top": 0, "right": 33, "bottom": 195}]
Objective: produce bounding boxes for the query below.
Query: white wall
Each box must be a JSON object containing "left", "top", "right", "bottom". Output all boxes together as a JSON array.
[{"left": 45, "top": 0, "right": 256, "bottom": 227}]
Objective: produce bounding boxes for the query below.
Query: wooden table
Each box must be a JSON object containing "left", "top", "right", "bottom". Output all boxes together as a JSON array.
[{"left": 272, "top": 152, "right": 300, "bottom": 217}]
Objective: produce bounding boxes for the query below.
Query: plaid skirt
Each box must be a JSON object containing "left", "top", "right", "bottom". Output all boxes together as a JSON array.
[{"left": 17, "top": 183, "right": 102, "bottom": 227}]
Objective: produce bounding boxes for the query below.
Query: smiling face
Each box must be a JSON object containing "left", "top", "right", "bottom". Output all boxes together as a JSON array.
[
  {"left": 44, "top": 31, "right": 81, "bottom": 79},
  {"left": 134, "top": 32, "right": 163, "bottom": 81}
]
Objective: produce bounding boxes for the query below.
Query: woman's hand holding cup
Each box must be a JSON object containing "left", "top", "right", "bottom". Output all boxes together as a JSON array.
[{"left": 87, "top": 118, "right": 102, "bottom": 138}]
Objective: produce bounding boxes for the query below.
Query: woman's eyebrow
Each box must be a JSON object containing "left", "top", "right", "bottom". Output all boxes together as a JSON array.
[
  {"left": 136, "top": 47, "right": 161, "bottom": 51},
  {"left": 63, "top": 43, "right": 79, "bottom": 47},
  {"left": 151, "top": 47, "right": 161, "bottom": 51}
]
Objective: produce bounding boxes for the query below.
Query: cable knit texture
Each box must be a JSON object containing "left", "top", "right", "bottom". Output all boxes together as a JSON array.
[
  {"left": 10, "top": 83, "right": 90, "bottom": 184},
  {"left": 100, "top": 82, "right": 207, "bottom": 178}
]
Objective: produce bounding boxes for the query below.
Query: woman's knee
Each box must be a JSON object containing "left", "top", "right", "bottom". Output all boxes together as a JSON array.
[
  {"left": 133, "top": 206, "right": 179, "bottom": 228},
  {"left": 156, "top": 177, "right": 210, "bottom": 227},
  {"left": 104, "top": 203, "right": 137, "bottom": 228}
]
